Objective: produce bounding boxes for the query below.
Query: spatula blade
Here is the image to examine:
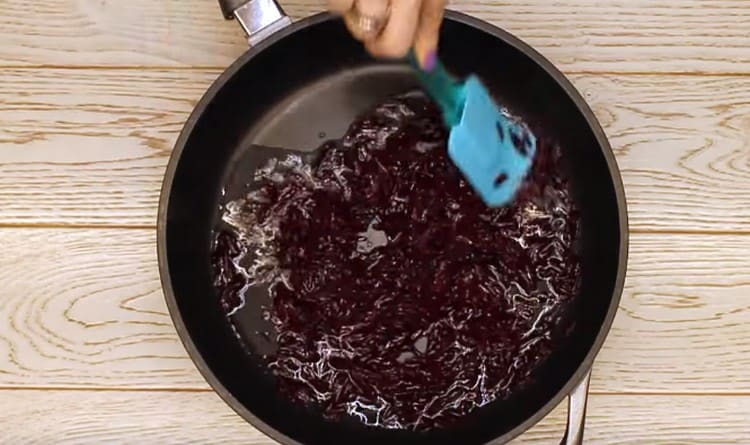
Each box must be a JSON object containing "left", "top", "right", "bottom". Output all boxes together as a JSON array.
[{"left": 447, "top": 76, "right": 537, "bottom": 207}]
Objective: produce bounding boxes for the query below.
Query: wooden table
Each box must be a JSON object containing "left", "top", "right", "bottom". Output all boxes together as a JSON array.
[{"left": 1, "top": 1, "right": 748, "bottom": 443}]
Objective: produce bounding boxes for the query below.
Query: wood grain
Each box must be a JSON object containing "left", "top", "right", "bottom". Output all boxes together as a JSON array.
[
  {"left": 0, "top": 228, "right": 749, "bottom": 393},
  {"left": 0, "top": 228, "right": 198, "bottom": 388},
  {"left": 2, "top": 0, "right": 748, "bottom": 441},
  {"left": 0, "top": 389, "right": 748, "bottom": 444},
  {"left": 0, "top": 69, "right": 217, "bottom": 227},
  {"left": 576, "top": 73, "right": 750, "bottom": 233},
  {"left": 0, "top": 0, "right": 749, "bottom": 73},
  {"left": 1, "top": 68, "right": 749, "bottom": 231}
]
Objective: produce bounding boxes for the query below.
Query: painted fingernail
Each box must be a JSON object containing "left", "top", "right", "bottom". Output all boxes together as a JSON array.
[{"left": 423, "top": 50, "right": 438, "bottom": 72}]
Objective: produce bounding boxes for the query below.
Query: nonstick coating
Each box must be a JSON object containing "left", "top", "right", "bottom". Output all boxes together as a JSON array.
[{"left": 158, "top": 11, "right": 627, "bottom": 445}]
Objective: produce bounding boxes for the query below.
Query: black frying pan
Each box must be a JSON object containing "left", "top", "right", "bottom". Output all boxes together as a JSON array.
[{"left": 158, "top": 1, "right": 628, "bottom": 444}]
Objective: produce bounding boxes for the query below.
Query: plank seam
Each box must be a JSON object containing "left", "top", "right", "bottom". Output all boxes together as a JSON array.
[{"left": 0, "top": 65, "right": 749, "bottom": 77}]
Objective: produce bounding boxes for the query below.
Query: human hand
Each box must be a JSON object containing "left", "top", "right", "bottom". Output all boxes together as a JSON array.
[{"left": 328, "top": 0, "right": 446, "bottom": 69}]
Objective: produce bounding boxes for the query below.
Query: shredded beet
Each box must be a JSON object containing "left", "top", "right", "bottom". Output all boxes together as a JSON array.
[{"left": 211, "top": 92, "right": 581, "bottom": 431}]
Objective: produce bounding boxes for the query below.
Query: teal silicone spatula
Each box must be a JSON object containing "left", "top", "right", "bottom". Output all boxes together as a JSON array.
[{"left": 408, "top": 52, "right": 537, "bottom": 207}]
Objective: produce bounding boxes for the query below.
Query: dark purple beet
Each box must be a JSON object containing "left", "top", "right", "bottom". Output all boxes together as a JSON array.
[{"left": 211, "top": 92, "right": 581, "bottom": 431}]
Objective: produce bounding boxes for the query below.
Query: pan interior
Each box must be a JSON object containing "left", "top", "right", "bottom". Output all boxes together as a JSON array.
[
  {"left": 164, "top": 15, "right": 623, "bottom": 445},
  {"left": 224, "top": 64, "right": 419, "bottom": 358}
]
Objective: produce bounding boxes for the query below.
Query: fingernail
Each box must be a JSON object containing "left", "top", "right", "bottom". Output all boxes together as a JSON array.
[{"left": 423, "top": 50, "right": 438, "bottom": 72}]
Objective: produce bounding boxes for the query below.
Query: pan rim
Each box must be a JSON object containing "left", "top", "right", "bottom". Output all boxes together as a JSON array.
[{"left": 157, "top": 10, "right": 629, "bottom": 445}]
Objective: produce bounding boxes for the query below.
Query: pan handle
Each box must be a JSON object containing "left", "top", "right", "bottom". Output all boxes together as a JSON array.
[
  {"left": 559, "top": 370, "right": 591, "bottom": 445},
  {"left": 218, "top": 0, "right": 292, "bottom": 46}
]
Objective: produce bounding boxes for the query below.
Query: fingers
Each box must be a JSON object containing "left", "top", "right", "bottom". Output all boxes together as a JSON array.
[
  {"left": 329, "top": 0, "right": 444, "bottom": 61},
  {"left": 343, "top": 0, "right": 391, "bottom": 41},
  {"left": 342, "top": 11, "right": 372, "bottom": 41},
  {"left": 352, "top": 0, "right": 390, "bottom": 19},
  {"left": 364, "top": 0, "right": 422, "bottom": 59},
  {"left": 332, "top": 0, "right": 390, "bottom": 42},
  {"left": 413, "top": 0, "right": 445, "bottom": 68}
]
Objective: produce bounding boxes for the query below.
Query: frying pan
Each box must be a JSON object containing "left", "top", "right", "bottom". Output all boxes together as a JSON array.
[{"left": 157, "top": 1, "right": 628, "bottom": 444}]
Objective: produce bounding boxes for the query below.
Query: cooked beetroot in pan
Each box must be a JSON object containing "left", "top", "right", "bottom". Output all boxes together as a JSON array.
[{"left": 212, "top": 92, "right": 581, "bottom": 431}]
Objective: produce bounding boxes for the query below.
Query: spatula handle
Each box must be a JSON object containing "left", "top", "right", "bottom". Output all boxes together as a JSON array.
[{"left": 407, "top": 51, "right": 465, "bottom": 127}]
